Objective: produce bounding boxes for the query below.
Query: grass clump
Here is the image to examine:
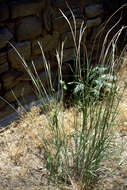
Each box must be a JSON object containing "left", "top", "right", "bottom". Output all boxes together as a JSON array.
[{"left": 11, "top": 6, "right": 125, "bottom": 190}]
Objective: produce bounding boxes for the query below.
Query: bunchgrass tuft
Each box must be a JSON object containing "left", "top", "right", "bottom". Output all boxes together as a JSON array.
[
  {"left": 37, "top": 8, "right": 122, "bottom": 189},
  {"left": 8, "top": 5, "right": 126, "bottom": 190}
]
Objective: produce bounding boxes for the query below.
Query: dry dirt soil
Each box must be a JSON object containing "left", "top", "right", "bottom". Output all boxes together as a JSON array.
[{"left": 0, "top": 60, "right": 127, "bottom": 190}]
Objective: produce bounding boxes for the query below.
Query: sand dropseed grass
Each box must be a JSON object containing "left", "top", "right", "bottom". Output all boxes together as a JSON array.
[
  {"left": 33, "top": 9, "right": 122, "bottom": 189},
  {"left": 9, "top": 6, "right": 126, "bottom": 190}
]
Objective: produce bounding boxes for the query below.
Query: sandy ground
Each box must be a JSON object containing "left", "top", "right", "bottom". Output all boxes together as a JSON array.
[{"left": 0, "top": 60, "right": 127, "bottom": 190}]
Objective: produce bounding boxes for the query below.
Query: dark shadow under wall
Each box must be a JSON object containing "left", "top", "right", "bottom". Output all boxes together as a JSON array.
[
  {"left": 103, "top": 0, "right": 127, "bottom": 15},
  {"left": 102, "top": 0, "right": 127, "bottom": 53}
]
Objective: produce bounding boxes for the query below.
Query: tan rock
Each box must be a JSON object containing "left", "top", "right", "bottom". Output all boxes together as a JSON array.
[
  {"left": 32, "top": 32, "right": 60, "bottom": 56},
  {"left": 0, "top": 52, "right": 9, "bottom": 74},
  {"left": 30, "top": 55, "right": 58, "bottom": 74},
  {"left": 8, "top": 41, "right": 31, "bottom": 70},
  {"left": 0, "top": 52, "right": 7, "bottom": 64},
  {"left": 43, "top": 6, "right": 53, "bottom": 32},
  {"left": 31, "top": 37, "right": 43, "bottom": 56},
  {"left": 30, "top": 56, "right": 45, "bottom": 72},
  {"left": 0, "top": 62, "right": 9, "bottom": 75},
  {"left": 119, "top": 104, "right": 127, "bottom": 122},
  {"left": 31, "top": 67, "right": 58, "bottom": 93},
  {"left": 4, "top": 82, "right": 33, "bottom": 102},
  {"left": 18, "top": 73, "right": 31, "bottom": 82},
  {"left": 10, "top": 0, "right": 45, "bottom": 19},
  {"left": 16, "top": 16, "right": 42, "bottom": 42},
  {"left": 0, "top": 99, "right": 6, "bottom": 110},
  {"left": 61, "top": 28, "right": 86, "bottom": 49},
  {"left": 1, "top": 71, "right": 23, "bottom": 90},
  {"left": 53, "top": 16, "right": 84, "bottom": 33},
  {"left": 63, "top": 48, "right": 76, "bottom": 62},
  {"left": 53, "top": 17, "right": 70, "bottom": 33},
  {"left": 20, "top": 56, "right": 45, "bottom": 77}
]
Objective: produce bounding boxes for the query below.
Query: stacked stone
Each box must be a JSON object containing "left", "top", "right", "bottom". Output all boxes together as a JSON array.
[{"left": 0, "top": 0, "right": 104, "bottom": 120}]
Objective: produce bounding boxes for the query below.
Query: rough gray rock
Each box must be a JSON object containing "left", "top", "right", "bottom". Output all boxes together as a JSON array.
[
  {"left": 84, "top": 4, "right": 104, "bottom": 18},
  {"left": 0, "top": 27, "right": 13, "bottom": 49},
  {"left": 86, "top": 17, "right": 102, "bottom": 28}
]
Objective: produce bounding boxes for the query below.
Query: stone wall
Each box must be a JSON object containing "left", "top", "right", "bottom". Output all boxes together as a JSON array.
[{"left": 0, "top": 0, "right": 105, "bottom": 119}]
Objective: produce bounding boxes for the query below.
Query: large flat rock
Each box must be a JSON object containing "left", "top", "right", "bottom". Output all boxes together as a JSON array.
[
  {"left": 16, "top": 16, "right": 42, "bottom": 42},
  {"left": 84, "top": 4, "right": 104, "bottom": 18},
  {"left": 8, "top": 41, "right": 31, "bottom": 70}
]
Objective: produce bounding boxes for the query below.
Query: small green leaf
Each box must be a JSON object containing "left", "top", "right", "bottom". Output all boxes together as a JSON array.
[{"left": 74, "top": 83, "right": 84, "bottom": 94}]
